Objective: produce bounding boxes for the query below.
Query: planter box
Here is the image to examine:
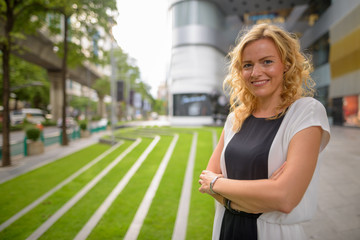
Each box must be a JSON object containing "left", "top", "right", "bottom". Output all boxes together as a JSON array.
[
  {"left": 28, "top": 141, "right": 44, "bottom": 156},
  {"left": 80, "top": 130, "right": 91, "bottom": 138}
]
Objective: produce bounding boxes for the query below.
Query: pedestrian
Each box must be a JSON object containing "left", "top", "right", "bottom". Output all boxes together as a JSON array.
[{"left": 198, "top": 23, "right": 331, "bottom": 240}]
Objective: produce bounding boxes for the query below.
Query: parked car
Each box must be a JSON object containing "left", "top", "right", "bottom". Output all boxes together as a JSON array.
[
  {"left": 57, "top": 117, "right": 77, "bottom": 128},
  {"left": 10, "top": 108, "right": 45, "bottom": 125}
]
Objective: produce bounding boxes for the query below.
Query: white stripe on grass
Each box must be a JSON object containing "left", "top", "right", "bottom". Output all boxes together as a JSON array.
[
  {"left": 74, "top": 135, "right": 161, "bottom": 240},
  {"left": 123, "top": 134, "right": 179, "bottom": 240},
  {"left": 26, "top": 138, "right": 143, "bottom": 240},
  {"left": 172, "top": 132, "right": 198, "bottom": 240},
  {"left": 0, "top": 141, "right": 124, "bottom": 232}
]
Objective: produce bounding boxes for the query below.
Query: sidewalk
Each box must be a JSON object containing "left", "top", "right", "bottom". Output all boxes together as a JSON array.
[
  {"left": 301, "top": 126, "right": 360, "bottom": 240},
  {"left": 0, "top": 130, "right": 110, "bottom": 184}
]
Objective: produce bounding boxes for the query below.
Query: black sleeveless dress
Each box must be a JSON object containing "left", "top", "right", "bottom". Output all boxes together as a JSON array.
[{"left": 220, "top": 114, "right": 284, "bottom": 240}]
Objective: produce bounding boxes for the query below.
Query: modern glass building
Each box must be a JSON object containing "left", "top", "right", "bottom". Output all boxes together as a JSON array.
[{"left": 167, "top": 0, "right": 360, "bottom": 127}]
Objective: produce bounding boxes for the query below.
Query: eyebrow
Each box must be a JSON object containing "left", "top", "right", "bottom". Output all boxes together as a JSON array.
[{"left": 242, "top": 55, "right": 276, "bottom": 63}]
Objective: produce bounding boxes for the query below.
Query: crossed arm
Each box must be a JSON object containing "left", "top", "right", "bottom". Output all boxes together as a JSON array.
[{"left": 199, "top": 126, "right": 323, "bottom": 214}]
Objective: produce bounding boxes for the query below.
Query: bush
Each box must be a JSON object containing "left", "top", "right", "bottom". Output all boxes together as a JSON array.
[
  {"left": 91, "top": 115, "right": 102, "bottom": 121},
  {"left": 42, "top": 119, "right": 56, "bottom": 126},
  {"left": 79, "top": 121, "right": 87, "bottom": 131},
  {"left": 26, "top": 127, "right": 41, "bottom": 141}
]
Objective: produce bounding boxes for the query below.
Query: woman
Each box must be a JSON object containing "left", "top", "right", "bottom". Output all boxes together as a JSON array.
[{"left": 199, "top": 23, "right": 330, "bottom": 240}]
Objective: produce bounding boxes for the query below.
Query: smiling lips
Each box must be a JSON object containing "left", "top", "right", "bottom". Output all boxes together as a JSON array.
[{"left": 251, "top": 80, "right": 269, "bottom": 86}]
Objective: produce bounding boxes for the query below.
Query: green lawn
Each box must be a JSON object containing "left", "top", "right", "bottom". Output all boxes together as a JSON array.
[{"left": 0, "top": 126, "right": 223, "bottom": 240}]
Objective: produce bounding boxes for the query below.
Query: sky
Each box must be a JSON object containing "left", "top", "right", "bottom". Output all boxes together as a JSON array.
[{"left": 113, "top": 0, "right": 170, "bottom": 98}]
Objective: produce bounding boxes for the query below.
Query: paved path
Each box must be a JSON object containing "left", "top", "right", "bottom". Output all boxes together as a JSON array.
[
  {"left": 301, "top": 126, "right": 360, "bottom": 240},
  {"left": 172, "top": 132, "right": 198, "bottom": 240},
  {"left": 0, "top": 130, "right": 111, "bottom": 184}
]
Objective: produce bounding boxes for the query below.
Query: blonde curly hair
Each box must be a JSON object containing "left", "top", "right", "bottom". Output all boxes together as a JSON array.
[{"left": 224, "top": 23, "right": 315, "bottom": 131}]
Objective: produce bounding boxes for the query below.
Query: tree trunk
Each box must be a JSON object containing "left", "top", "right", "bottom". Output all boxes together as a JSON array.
[
  {"left": 1, "top": 0, "right": 14, "bottom": 166},
  {"left": 98, "top": 96, "right": 104, "bottom": 117},
  {"left": 61, "top": 15, "right": 69, "bottom": 146},
  {"left": 2, "top": 44, "right": 11, "bottom": 166}
]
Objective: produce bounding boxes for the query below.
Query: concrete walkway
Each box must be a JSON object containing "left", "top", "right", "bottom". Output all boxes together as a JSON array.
[
  {"left": 172, "top": 132, "right": 198, "bottom": 240},
  {"left": 301, "top": 126, "right": 360, "bottom": 240},
  {"left": 0, "top": 130, "right": 111, "bottom": 184}
]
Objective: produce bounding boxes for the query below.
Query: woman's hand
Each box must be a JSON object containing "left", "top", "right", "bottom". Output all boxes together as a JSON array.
[{"left": 198, "top": 170, "right": 223, "bottom": 195}]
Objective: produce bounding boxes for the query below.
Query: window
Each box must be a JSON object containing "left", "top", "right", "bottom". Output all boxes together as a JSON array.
[{"left": 173, "top": 93, "right": 212, "bottom": 116}]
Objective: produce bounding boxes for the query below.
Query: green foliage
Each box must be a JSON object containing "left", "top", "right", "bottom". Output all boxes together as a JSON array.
[
  {"left": 0, "top": 122, "right": 23, "bottom": 132},
  {"left": 79, "top": 120, "right": 87, "bottom": 130},
  {"left": 92, "top": 76, "right": 110, "bottom": 99},
  {"left": 25, "top": 127, "right": 41, "bottom": 141},
  {"left": 70, "top": 96, "right": 89, "bottom": 111},
  {"left": 91, "top": 115, "right": 102, "bottom": 121},
  {"left": 69, "top": 95, "right": 97, "bottom": 117},
  {"left": 153, "top": 99, "right": 167, "bottom": 115},
  {"left": 42, "top": 119, "right": 56, "bottom": 126},
  {"left": 0, "top": 54, "right": 49, "bottom": 107},
  {"left": 43, "top": 0, "right": 117, "bottom": 67}
]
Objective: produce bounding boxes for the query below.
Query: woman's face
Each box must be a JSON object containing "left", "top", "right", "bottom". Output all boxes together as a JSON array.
[{"left": 241, "top": 38, "right": 286, "bottom": 101}]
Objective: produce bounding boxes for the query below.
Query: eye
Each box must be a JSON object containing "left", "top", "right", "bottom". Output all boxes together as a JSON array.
[
  {"left": 263, "top": 59, "right": 273, "bottom": 65},
  {"left": 242, "top": 63, "right": 252, "bottom": 69}
]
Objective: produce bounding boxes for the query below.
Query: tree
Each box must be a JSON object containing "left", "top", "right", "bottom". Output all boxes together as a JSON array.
[
  {"left": 42, "top": 0, "right": 117, "bottom": 145},
  {"left": 0, "top": 0, "right": 47, "bottom": 166},
  {"left": 0, "top": 54, "right": 49, "bottom": 109},
  {"left": 0, "top": 0, "right": 116, "bottom": 165},
  {"left": 92, "top": 76, "right": 110, "bottom": 117}
]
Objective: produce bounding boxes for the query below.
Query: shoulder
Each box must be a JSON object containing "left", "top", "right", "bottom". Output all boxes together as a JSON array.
[
  {"left": 290, "top": 97, "right": 323, "bottom": 109},
  {"left": 286, "top": 97, "right": 330, "bottom": 151},
  {"left": 288, "top": 97, "right": 327, "bottom": 117}
]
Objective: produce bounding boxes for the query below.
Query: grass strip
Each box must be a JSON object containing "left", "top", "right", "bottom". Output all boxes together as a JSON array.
[
  {"left": 187, "top": 129, "right": 216, "bottom": 239},
  {"left": 0, "top": 143, "right": 110, "bottom": 225},
  {"left": 87, "top": 135, "right": 172, "bottom": 239},
  {"left": 0, "top": 141, "right": 133, "bottom": 240},
  {"left": 38, "top": 138, "right": 154, "bottom": 240},
  {"left": 137, "top": 131, "right": 193, "bottom": 240}
]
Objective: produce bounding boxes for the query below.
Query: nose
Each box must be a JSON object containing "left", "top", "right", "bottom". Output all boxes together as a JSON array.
[{"left": 251, "top": 64, "right": 261, "bottom": 78}]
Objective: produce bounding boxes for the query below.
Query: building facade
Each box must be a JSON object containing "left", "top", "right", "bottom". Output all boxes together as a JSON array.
[{"left": 167, "top": 0, "right": 360, "bottom": 127}]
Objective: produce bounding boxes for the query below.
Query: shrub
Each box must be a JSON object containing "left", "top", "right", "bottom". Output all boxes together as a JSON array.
[
  {"left": 91, "top": 115, "right": 101, "bottom": 121},
  {"left": 42, "top": 119, "right": 56, "bottom": 126},
  {"left": 79, "top": 121, "right": 87, "bottom": 131},
  {"left": 26, "top": 127, "right": 41, "bottom": 141}
]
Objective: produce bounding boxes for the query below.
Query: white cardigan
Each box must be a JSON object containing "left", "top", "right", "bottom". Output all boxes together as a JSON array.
[{"left": 212, "top": 97, "right": 331, "bottom": 240}]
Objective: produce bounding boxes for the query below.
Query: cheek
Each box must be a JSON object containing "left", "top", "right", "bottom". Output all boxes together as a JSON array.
[
  {"left": 268, "top": 65, "right": 285, "bottom": 78},
  {"left": 241, "top": 70, "right": 251, "bottom": 80}
]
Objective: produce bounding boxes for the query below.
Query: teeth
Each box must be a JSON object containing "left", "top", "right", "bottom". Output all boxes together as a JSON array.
[{"left": 252, "top": 80, "right": 267, "bottom": 86}]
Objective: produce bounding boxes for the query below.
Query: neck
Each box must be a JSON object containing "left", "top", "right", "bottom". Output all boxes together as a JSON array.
[{"left": 253, "top": 97, "right": 282, "bottom": 118}]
